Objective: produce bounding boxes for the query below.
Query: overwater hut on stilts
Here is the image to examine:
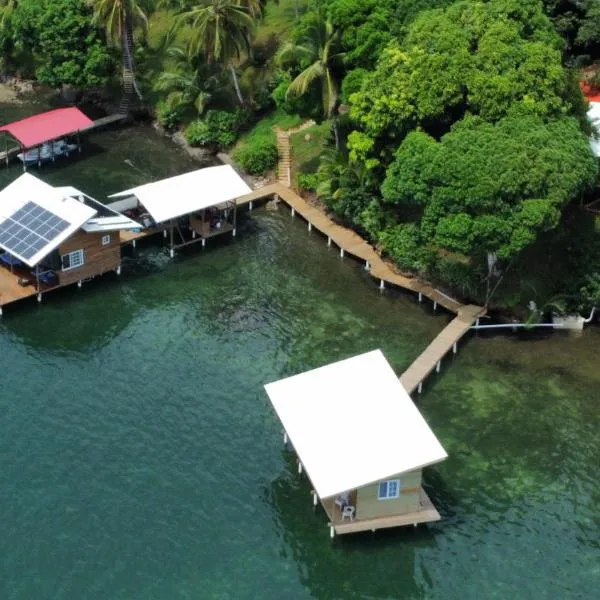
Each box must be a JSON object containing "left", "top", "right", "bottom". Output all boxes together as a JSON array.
[
  {"left": 106, "top": 165, "right": 252, "bottom": 256},
  {"left": 264, "top": 350, "right": 448, "bottom": 538},
  {"left": 0, "top": 173, "right": 141, "bottom": 314}
]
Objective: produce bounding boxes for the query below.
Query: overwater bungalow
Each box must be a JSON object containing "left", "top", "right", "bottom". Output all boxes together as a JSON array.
[
  {"left": 264, "top": 349, "right": 448, "bottom": 538},
  {"left": 0, "top": 173, "right": 140, "bottom": 314},
  {"left": 107, "top": 165, "right": 252, "bottom": 256},
  {"left": 0, "top": 107, "right": 93, "bottom": 169}
]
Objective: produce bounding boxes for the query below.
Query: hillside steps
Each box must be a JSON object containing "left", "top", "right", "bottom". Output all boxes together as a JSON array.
[{"left": 274, "top": 120, "right": 317, "bottom": 188}]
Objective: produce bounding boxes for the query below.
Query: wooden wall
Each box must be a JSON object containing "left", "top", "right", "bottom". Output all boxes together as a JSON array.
[
  {"left": 57, "top": 229, "right": 120, "bottom": 286},
  {"left": 356, "top": 470, "right": 422, "bottom": 520}
]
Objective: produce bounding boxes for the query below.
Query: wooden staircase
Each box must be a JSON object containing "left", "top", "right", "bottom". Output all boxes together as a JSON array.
[
  {"left": 118, "top": 68, "right": 134, "bottom": 114},
  {"left": 276, "top": 129, "right": 292, "bottom": 187}
]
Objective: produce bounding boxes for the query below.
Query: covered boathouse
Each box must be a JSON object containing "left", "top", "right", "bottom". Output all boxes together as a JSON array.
[
  {"left": 107, "top": 164, "right": 252, "bottom": 256},
  {"left": 264, "top": 349, "right": 448, "bottom": 538},
  {"left": 0, "top": 173, "right": 140, "bottom": 314},
  {"left": 0, "top": 107, "right": 93, "bottom": 169}
]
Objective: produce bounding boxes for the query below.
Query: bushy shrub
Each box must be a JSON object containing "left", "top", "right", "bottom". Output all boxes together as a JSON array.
[
  {"left": 184, "top": 109, "right": 250, "bottom": 148},
  {"left": 184, "top": 119, "right": 213, "bottom": 146},
  {"left": 156, "top": 100, "right": 182, "bottom": 131},
  {"left": 297, "top": 172, "right": 318, "bottom": 191},
  {"left": 233, "top": 137, "right": 278, "bottom": 175}
]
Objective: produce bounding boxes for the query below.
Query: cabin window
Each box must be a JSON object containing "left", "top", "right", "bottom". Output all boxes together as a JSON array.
[
  {"left": 61, "top": 249, "right": 84, "bottom": 271},
  {"left": 378, "top": 479, "right": 400, "bottom": 500},
  {"left": 101, "top": 234, "right": 111, "bottom": 246}
]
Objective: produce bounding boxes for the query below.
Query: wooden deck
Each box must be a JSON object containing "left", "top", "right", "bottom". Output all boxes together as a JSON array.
[
  {"left": 321, "top": 488, "right": 440, "bottom": 535},
  {"left": 0, "top": 265, "right": 69, "bottom": 310},
  {"left": 119, "top": 228, "right": 160, "bottom": 244}
]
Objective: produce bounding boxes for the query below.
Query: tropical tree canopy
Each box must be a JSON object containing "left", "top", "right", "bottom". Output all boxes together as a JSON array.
[
  {"left": 349, "top": 0, "right": 575, "bottom": 151},
  {"left": 175, "top": 0, "right": 254, "bottom": 63},
  {"left": 278, "top": 15, "right": 343, "bottom": 118},
  {"left": 381, "top": 115, "right": 598, "bottom": 263},
  {"left": 6, "top": 0, "right": 114, "bottom": 88},
  {"left": 85, "top": 0, "right": 149, "bottom": 45}
]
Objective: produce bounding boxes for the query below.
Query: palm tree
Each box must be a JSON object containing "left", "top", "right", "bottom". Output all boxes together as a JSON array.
[
  {"left": 0, "top": 0, "right": 17, "bottom": 30},
  {"left": 155, "top": 46, "right": 215, "bottom": 115},
  {"left": 173, "top": 0, "right": 255, "bottom": 105},
  {"left": 85, "top": 0, "right": 150, "bottom": 100},
  {"left": 277, "top": 18, "right": 343, "bottom": 119}
]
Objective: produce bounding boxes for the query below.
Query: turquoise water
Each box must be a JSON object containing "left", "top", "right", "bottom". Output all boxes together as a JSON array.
[{"left": 0, "top": 104, "right": 599, "bottom": 599}]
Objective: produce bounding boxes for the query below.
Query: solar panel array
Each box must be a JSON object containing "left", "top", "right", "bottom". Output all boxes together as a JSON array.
[{"left": 0, "top": 201, "right": 70, "bottom": 261}]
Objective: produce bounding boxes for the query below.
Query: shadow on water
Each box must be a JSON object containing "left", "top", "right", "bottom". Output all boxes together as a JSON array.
[{"left": 266, "top": 454, "right": 440, "bottom": 600}]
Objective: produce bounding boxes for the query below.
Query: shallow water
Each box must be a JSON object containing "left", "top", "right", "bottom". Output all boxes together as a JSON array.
[{"left": 0, "top": 103, "right": 599, "bottom": 599}]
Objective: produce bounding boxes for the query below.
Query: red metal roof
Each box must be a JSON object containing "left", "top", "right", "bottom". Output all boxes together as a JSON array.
[
  {"left": 580, "top": 81, "right": 600, "bottom": 103},
  {"left": 0, "top": 107, "right": 93, "bottom": 148}
]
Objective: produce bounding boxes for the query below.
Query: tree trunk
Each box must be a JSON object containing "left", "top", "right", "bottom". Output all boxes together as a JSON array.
[
  {"left": 333, "top": 116, "right": 340, "bottom": 150},
  {"left": 295, "top": 0, "right": 300, "bottom": 18},
  {"left": 230, "top": 65, "right": 244, "bottom": 105}
]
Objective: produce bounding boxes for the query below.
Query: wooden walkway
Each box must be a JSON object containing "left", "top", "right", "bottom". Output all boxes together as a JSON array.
[
  {"left": 237, "top": 183, "right": 468, "bottom": 313},
  {"left": 236, "top": 183, "right": 486, "bottom": 394},
  {"left": 80, "top": 113, "right": 127, "bottom": 132},
  {"left": 399, "top": 305, "right": 485, "bottom": 394}
]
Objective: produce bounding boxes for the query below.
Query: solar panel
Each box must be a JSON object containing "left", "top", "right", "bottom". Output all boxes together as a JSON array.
[{"left": 0, "top": 201, "right": 70, "bottom": 261}]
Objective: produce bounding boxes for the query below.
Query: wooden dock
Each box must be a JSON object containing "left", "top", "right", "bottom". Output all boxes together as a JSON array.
[
  {"left": 399, "top": 305, "right": 485, "bottom": 394},
  {"left": 237, "top": 183, "right": 467, "bottom": 313},
  {"left": 80, "top": 113, "right": 127, "bottom": 133},
  {"left": 236, "top": 183, "right": 486, "bottom": 393}
]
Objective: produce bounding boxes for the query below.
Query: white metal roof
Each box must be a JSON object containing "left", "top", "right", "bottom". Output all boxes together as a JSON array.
[
  {"left": 0, "top": 173, "right": 96, "bottom": 266},
  {"left": 108, "top": 164, "right": 252, "bottom": 224},
  {"left": 264, "top": 350, "right": 448, "bottom": 499},
  {"left": 588, "top": 102, "right": 600, "bottom": 157}
]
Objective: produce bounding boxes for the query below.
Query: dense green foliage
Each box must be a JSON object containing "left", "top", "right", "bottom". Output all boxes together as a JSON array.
[
  {"left": 184, "top": 108, "right": 248, "bottom": 147},
  {"left": 0, "top": 0, "right": 599, "bottom": 311},
  {"left": 1, "top": 0, "right": 114, "bottom": 87},
  {"left": 233, "top": 135, "right": 278, "bottom": 173}
]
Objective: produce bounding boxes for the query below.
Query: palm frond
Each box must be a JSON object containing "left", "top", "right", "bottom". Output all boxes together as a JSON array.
[{"left": 286, "top": 61, "right": 324, "bottom": 98}]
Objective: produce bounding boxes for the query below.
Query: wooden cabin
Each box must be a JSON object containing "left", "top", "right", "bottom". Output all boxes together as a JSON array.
[
  {"left": 0, "top": 173, "right": 140, "bottom": 313},
  {"left": 264, "top": 349, "right": 448, "bottom": 538},
  {"left": 106, "top": 165, "right": 251, "bottom": 256}
]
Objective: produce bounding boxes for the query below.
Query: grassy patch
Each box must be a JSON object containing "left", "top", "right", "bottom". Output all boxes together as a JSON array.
[
  {"left": 289, "top": 120, "right": 331, "bottom": 176},
  {"left": 235, "top": 110, "right": 303, "bottom": 148}
]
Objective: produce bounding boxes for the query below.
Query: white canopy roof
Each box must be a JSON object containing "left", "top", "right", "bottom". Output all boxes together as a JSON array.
[
  {"left": 0, "top": 173, "right": 96, "bottom": 266},
  {"left": 108, "top": 164, "right": 252, "bottom": 224},
  {"left": 587, "top": 102, "right": 600, "bottom": 157},
  {"left": 264, "top": 350, "right": 448, "bottom": 499}
]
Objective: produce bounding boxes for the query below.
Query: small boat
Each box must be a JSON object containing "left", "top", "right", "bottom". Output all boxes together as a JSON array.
[{"left": 17, "top": 139, "right": 78, "bottom": 165}]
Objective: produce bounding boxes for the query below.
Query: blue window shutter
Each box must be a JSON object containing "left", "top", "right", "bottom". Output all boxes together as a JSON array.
[{"left": 378, "top": 481, "right": 388, "bottom": 499}]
